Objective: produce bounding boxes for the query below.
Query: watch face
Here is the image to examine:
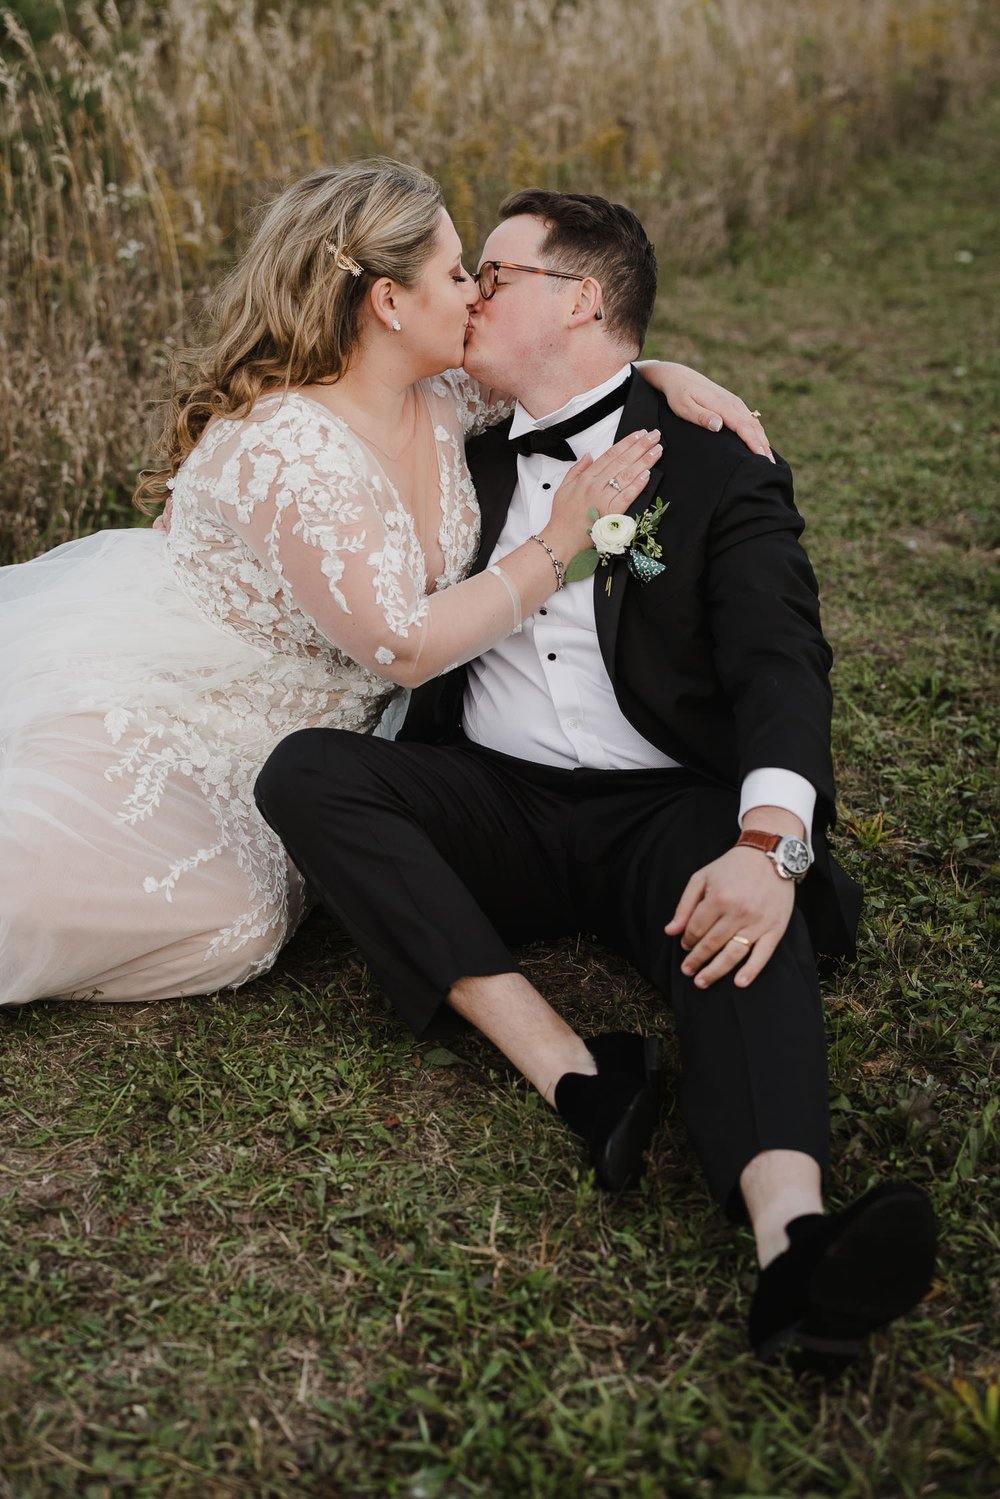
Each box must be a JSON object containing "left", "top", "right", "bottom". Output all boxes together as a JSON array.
[{"left": 779, "top": 837, "right": 811, "bottom": 875}]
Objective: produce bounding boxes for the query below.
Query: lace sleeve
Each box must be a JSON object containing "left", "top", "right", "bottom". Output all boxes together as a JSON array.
[
  {"left": 433, "top": 368, "right": 515, "bottom": 438},
  {"left": 216, "top": 408, "right": 523, "bottom": 689}
]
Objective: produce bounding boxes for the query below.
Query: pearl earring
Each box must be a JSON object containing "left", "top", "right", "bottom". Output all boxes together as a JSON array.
[{"left": 391, "top": 319, "right": 401, "bottom": 332}]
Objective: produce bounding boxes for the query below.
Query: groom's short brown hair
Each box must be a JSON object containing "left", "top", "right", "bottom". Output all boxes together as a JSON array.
[{"left": 498, "top": 189, "right": 658, "bottom": 352}]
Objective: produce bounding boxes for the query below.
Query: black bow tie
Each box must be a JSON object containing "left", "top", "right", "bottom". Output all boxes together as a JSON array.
[{"left": 512, "top": 374, "right": 632, "bottom": 461}]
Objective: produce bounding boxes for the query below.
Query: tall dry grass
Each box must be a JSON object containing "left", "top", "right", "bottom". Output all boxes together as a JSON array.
[{"left": 1, "top": 0, "right": 996, "bottom": 559}]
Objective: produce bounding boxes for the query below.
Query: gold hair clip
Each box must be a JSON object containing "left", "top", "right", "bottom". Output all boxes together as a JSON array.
[{"left": 324, "top": 241, "right": 363, "bottom": 276}]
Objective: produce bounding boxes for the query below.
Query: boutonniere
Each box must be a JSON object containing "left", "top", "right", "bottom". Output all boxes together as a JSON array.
[{"left": 564, "top": 496, "right": 669, "bottom": 594}]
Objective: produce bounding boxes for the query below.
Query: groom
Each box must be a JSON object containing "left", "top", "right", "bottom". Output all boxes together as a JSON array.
[{"left": 255, "top": 190, "right": 936, "bottom": 1369}]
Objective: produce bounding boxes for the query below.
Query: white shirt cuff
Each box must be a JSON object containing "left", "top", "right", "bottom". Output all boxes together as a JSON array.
[{"left": 738, "top": 768, "right": 816, "bottom": 854}]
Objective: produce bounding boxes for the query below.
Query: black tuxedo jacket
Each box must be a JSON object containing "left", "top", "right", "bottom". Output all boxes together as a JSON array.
[{"left": 402, "top": 369, "right": 862, "bottom": 957}]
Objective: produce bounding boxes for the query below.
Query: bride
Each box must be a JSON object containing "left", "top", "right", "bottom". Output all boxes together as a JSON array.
[{"left": 0, "top": 159, "right": 769, "bottom": 1008}]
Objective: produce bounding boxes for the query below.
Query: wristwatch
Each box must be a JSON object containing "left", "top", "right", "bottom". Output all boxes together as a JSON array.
[{"left": 736, "top": 828, "right": 813, "bottom": 882}]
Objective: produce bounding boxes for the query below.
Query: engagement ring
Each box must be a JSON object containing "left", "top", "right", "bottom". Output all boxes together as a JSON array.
[{"left": 607, "top": 477, "right": 622, "bottom": 491}]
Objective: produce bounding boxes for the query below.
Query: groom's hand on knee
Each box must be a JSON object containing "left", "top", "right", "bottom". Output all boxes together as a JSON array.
[{"left": 664, "top": 848, "right": 796, "bottom": 990}]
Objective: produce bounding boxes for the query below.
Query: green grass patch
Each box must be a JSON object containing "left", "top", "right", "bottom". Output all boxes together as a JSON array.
[{"left": 2, "top": 101, "right": 998, "bottom": 1497}]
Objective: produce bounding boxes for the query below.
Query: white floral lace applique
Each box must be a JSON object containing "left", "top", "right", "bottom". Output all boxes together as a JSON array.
[
  {"left": 86, "top": 381, "right": 483, "bottom": 979},
  {"left": 432, "top": 368, "right": 515, "bottom": 440}
]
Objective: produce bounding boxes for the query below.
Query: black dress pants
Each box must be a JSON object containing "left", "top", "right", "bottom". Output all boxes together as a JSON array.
[{"left": 255, "top": 730, "right": 830, "bottom": 1215}]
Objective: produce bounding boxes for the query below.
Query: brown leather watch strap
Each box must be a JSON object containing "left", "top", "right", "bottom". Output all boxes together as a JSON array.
[{"left": 736, "top": 829, "right": 783, "bottom": 854}]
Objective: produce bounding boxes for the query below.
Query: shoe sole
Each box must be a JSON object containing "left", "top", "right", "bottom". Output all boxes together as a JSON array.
[{"left": 757, "top": 1187, "right": 937, "bottom": 1366}]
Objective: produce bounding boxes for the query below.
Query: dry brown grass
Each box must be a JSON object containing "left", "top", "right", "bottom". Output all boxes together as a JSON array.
[{"left": 2, "top": 0, "right": 997, "bottom": 559}]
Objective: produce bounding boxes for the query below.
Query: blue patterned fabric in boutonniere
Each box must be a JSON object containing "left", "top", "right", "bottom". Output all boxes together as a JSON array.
[
  {"left": 627, "top": 548, "right": 667, "bottom": 582},
  {"left": 565, "top": 495, "right": 669, "bottom": 595}
]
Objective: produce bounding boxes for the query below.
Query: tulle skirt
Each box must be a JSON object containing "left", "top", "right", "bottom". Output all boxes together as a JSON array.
[{"left": 0, "top": 528, "right": 308, "bottom": 1006}]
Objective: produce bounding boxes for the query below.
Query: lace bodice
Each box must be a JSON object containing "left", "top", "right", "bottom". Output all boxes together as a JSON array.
[{"left": 164, "top": 368, "right": 509, "bottom": 726}]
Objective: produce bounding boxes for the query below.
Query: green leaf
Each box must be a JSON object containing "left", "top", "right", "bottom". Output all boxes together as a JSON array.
[
  {"left": 422, "top": 1046, "right": 464, "bottom": 1067},
  {"left": 587, "top": 506, "right": 601, "bottom": 523},
  {"left": 564, "top": 549, "right": 601, "bottom": 583}
]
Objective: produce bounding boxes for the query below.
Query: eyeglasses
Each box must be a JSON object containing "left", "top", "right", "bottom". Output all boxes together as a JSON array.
[{"left": 473, "top": 260, "right": 586, "bottom": 301}]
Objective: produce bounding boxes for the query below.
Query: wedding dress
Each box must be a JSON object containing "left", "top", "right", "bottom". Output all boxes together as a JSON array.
[{"left": 0, "top": 370, "right": 511, "bottom": 1006}]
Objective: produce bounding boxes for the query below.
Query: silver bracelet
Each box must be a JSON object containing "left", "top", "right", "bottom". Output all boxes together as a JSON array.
[{"left": 527, "top": 533, "right": 565, "bottom": 591}]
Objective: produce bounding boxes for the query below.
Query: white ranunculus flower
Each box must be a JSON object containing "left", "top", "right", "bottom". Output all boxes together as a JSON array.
[{"left": 590, "top": 513, "right": 637, "bottom": 555}]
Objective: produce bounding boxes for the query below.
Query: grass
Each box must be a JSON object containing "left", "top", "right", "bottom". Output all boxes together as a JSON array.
[{"left": 1, "top": 93, "right": 999, "bottom": 1499}]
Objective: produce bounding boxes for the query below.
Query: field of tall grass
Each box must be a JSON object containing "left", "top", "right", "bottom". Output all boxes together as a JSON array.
[{"left": 1, "top": 0, "right": 997, "bottom": 560}]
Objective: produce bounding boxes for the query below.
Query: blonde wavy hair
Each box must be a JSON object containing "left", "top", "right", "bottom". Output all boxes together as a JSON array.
[{"left": 135, "top": 158, "right": 444, "bottom": 509}]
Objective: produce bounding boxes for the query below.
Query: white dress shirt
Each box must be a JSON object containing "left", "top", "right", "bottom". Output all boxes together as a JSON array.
[{"left": 462, "top": 366, "right": 816, "bottom": 841}]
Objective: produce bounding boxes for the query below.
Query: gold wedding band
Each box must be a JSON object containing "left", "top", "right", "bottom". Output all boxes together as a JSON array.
[{"left": 729, "top": 934, "right": 752, "bottom": 948}]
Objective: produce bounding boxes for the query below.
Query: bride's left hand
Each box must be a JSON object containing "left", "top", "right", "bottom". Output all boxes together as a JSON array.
[{"left": 638, "top": 360, "right": 774, "bottom": 462}]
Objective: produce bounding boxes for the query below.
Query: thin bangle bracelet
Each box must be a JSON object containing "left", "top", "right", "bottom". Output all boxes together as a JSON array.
[{"left": 527, "top": 533, "right": 565, "bottom": 591}]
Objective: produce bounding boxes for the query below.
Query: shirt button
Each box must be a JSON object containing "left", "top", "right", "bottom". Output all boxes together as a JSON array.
[
  {"left": 546, "top": 652, "right": 556, "bottom": 661},
  {"left": 539, "top": 607, "right": 547, "bottom": 615},
  {"left": 565, "top": 718, "right": 581, "bottom": 730},
  {"left": 542, "top": 482, "right": 551, "bottom": 490}
]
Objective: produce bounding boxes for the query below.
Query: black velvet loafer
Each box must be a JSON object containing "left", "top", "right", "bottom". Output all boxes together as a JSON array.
[
  {"left": 748, "top": 1180, "right": 937, "bottom": 1373},
  {"left": 554, "top": 1031, "right": 664, "bottom": 1192}
]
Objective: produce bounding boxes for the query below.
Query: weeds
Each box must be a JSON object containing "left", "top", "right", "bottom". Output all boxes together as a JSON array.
[{"left": 2, "top": 0, "right": 998, "bottom": 556}]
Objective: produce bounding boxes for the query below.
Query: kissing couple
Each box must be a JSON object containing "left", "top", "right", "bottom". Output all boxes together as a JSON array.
[{"left": 0, "top": 161, "right": 937, "bottom": 1371}]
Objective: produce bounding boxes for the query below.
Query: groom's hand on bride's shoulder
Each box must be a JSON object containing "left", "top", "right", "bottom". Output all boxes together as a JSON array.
[{"left": 664, "top": 846, "right": 796, "bottom": 992}]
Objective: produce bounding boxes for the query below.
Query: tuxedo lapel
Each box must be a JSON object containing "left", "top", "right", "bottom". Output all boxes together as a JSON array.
[
  {"left": 468, "top": 377, "right": 667, "bottom": 682},
  {"left": 399, "top": 420, "right": 519, "bottom": 746},
  {"left": 468, "top": 420, "right": 520, "bottom": 577},
  {"left": 594, "top": 372, "right": 668, "bottom": 681}
]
